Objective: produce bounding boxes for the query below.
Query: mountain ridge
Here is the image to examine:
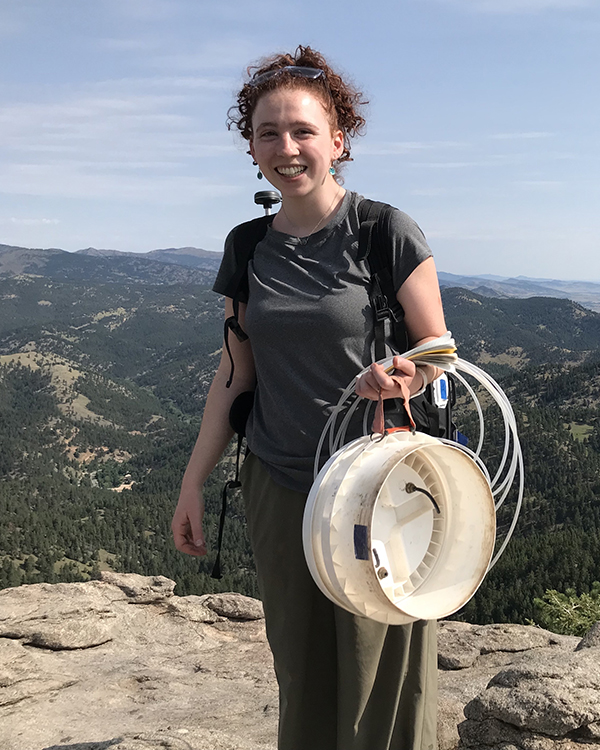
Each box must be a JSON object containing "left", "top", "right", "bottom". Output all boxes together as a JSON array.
[
  {"left": 438, "top": 272, "right": 600, "bottom": 311},
  {"left": 3, "top": 241, "right": 600, "bottom": 309},
  {"left": 0, "top": 243, "right": 216, "bottom": 284}
]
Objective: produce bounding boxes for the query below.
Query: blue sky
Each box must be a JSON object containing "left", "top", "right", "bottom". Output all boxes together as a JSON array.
[{"left": 1, "top": 0, "right": 599, "bottom": 280}]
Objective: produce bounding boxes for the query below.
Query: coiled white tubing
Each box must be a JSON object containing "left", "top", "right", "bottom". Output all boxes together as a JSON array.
[{"left": 313, "top": 339, "right": 524, "bottom": 570}]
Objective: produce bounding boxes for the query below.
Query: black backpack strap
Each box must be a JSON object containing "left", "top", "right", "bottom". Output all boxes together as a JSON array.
[
  {"left": 357, "top": 200, "right": 408, "bottom": 360},
  {"left": 210, "top": 436, "right": 243, "bottom": 580},
  {"left": 221, "top": 214, "right": 274, "bottom": 298},
  {"left": 213, "top": 216, "right": 273, "bottom": 578},
  {"left": 223, "top": 214, "right": 274, "bottom": 387},
  {"left": 358, "top": 199, "right": 455, "bottom": 438}
]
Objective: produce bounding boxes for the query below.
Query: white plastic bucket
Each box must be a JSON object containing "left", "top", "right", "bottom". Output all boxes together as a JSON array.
[{"left": 303, "top": 431, "right": 496, "bottom": 624}]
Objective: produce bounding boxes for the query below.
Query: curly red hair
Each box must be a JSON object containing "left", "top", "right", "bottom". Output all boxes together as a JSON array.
[{"left": 227, "top": 46, "right": 367, "bottom": 168}]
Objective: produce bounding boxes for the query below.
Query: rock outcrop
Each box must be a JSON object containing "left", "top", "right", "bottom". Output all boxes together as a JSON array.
[
  {"left": 438, "top": 621, "right": 600, "bottom": 750},
  {"left": 1, "top": 574, "right": 598, "bottom": 750}
]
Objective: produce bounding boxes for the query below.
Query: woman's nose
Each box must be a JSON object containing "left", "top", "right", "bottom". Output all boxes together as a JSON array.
[{"left": 278, "top": 133, "right": 299, "bottom": 156}]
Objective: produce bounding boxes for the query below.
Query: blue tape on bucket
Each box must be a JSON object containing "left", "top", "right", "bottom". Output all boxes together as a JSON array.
[
  {"left": 454, "top": 430, "right": 469, "bottom": 446},
  {"left": 354, "top": 524, "right": 370, "bottom": 561}
]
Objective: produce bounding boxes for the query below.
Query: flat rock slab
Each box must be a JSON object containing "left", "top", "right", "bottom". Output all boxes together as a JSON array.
[
  {"left": 437, "top": 621, "right": 572, "bottom": 670},
  {"left": 0, "top": 574, "right": 278, "bottom": 750},
  {"left": 1, "top": 575, "right": 598, "bottom": 750}
]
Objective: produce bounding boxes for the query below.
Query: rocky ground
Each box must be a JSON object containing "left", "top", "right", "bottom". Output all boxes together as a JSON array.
[{"left": 1, "top": 573, "right": 599, "bottom": 750}]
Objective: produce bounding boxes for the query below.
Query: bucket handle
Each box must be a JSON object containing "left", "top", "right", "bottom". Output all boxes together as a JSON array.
[{"left": 371, "top": 376, "right": 416, "bottom": 436}]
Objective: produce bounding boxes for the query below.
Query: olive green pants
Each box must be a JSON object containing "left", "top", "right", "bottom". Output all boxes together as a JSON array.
[{"left": 241, "top": 452, "right": 438, "bottom": 750}]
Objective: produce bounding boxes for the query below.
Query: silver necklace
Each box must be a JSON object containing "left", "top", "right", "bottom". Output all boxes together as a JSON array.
[{"left": 280, "top": 187, "right": 342, "bottom": 245}]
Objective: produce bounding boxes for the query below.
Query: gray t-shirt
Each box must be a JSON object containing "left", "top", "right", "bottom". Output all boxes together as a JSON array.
[{"left": 213, "top": 191, "right": 432, "bottom": 493}]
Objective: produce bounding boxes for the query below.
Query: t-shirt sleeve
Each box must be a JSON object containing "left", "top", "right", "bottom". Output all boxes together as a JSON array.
[
  {"left": 212, "top": 227, "right": 247, "bottom": 300},
  {"left": 388, "top": 209, "right": 433, "bottom": 293}
]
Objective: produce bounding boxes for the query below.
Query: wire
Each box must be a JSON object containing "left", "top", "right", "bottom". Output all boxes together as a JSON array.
[{"left": 405, "top": 482, "right": 441, "bottom": 514}]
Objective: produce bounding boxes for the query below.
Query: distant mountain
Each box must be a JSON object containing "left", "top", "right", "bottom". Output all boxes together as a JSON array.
[
  {"left": 4, "top": 242, "right": 600, "bottom": 310},
  {"left": 0, "top": 245, "right": 65, "bottom": 275},
  {"left": 442, "top": 287, "right": 600, "bottom": 366},
  {"left": 439, "top": 272, "right": 600, "bottom": 312},
  {"left": 0, "top": 244, "right": 216, "bottom": 285},
  {"left": 77, "top": 245, "right": 222, "bottom": 271},
  {"left": 76, "top": 247, "right": 126, "bottom": 258}
]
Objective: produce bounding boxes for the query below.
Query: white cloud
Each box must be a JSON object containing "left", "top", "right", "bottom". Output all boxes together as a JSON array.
[
  {"left": 0, "top": 161, "right": 241, "bottom": 203},
  {"left": 103, "top": 0, "right": 178, "bottom": 22},
  {"left": 92, "top": 75, "right": 234, "bottom": 92},
  {"left": 515, "top": 180, "right": 564, "bottom": 189},
  {"left": 490, "top": 131, "right": 555, "bottom": 140},
  {"left": 355, "top": 142, "right": 432, "bottom": 156},
  {"left": 427, "top": 228, "right": 499, "bottom": 241},
  {"left": 0, "top": 74, "right": 241, "bottom": 204},
  {"left": 0, "top": 218, "right": 60, "bottom": 226},
  {"left": 0, "top": 14, "right": 23, "bottom": 37},
  {"left": 104, "top": 0, "right": 278, "bottom": 25},
  {"left": 432, "top": 0, "right": 595, "bottom": 12},
  {"left": 410, "top": 188, "right": 453, "bottom": 196},
  {"left": 355, "top": 140, "right": 468, "bottom": 156},
  {"left": 420, "top": 161, "right": 491, "bottom": 169},
  {"left": 198, "top": 0, "right": 285, "bottom": 23},
  {"left": 148, "top": 38, "right": 259, "bottom": 73},
  {"left": 0, "top": 84, "right": 231, "bottom": 153},
  {"left": 99, "top": 37, "right": 163, "bottom": 52}
]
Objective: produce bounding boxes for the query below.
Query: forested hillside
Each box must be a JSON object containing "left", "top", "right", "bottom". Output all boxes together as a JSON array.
[
  {"left": 1, "top": 274, "right": 600, "bottom": 625},
  {"left": 459, "top": 360, "right": 600, "bottom": 623}
]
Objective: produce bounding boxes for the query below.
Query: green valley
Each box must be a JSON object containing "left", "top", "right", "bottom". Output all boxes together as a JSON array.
[{"left": 1, "top": 259, "right": 600, "bottom": 626}]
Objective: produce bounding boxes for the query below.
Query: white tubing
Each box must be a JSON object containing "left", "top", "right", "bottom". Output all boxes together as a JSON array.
[
  {"left": 451, "top": 370, "right": 485, "bottom": 457},
  {"left": 313, "top": 336, "right": 523, "bottom": 570}
]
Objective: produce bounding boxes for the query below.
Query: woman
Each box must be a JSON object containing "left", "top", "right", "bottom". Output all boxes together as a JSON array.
[{"left": 172, "top": 46, "right": 446, "bottom": 750}]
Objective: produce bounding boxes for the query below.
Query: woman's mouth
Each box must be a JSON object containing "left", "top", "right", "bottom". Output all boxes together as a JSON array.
[{"left": 275, "top": 166, "right": 307, "bottom": 177}]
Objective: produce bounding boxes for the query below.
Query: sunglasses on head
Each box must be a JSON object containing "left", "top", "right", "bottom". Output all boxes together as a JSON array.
[{"left": 249, "top": 66, "right": 325, "bottom": 88}]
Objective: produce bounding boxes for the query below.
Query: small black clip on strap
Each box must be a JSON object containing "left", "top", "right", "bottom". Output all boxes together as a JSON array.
[
  {"left": 370, "top": 275, "right": 392, "bottom": 323},
  {"left": 224, "top": 314, "right": 249, "bottom": 388}
]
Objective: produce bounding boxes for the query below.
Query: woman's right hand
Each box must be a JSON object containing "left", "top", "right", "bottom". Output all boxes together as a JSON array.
[
  {"left": 355, "top": 356, "right": 418, "bottom": 401},
  {"left": 171, "top": 484, "right": 207, "bottom": 557}
]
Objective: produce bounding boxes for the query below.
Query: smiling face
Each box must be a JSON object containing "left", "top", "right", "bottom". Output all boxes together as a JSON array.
[{"left": 249, "top": 87, "right": 344, "bottom": 201}]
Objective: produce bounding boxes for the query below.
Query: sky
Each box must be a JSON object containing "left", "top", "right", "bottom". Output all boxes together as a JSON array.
[{"left": 0, "top": 0, "right": 599, "bottom": 280}]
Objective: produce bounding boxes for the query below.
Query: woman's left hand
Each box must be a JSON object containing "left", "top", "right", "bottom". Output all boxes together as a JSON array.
[{"left": 355, "top": 356, "right": 419, "bottom": 401}]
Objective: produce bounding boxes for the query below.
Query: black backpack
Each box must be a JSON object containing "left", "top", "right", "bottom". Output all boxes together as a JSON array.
[{"left": 210, "top": 199, "right": 454, "bottom": 578}]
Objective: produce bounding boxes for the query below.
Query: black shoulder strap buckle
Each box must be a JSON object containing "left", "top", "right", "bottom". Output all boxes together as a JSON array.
[{"left": 370, "top": 276, "right": 392, "bottom": 323}]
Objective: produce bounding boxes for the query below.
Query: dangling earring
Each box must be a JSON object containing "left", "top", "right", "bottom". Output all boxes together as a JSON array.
[
  {"left": 253, "top": 160, "right": 263, "bottom": 180},
  {"left": 329, "top": 165, "right": 336, "bottom": 176}
]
